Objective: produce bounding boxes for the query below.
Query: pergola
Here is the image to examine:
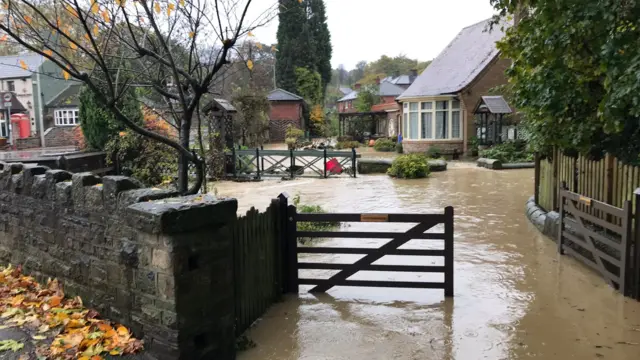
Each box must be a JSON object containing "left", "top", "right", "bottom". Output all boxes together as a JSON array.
[
  {"left": 203, "top": 98, "right": 237, "bottom": 149},
  {"left": 338, "top": 111, "right": 388, "bottom": 142},
  {"left": 473, "top": 96, "right": 513, "bottom": 146}
]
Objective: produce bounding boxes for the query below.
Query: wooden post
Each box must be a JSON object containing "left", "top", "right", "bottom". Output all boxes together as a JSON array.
[
  {"left": 604, "top": 154, "right": 614, "bottom": 205},
  {"left": 255, "top": 148, "right": 261, "bottom": 180},
  {"left": 277, "top": 193, "right": 290, "bottom": 293},
  {"left": 232, "top": 147, "right": 237, "bottom": 179},
  {"left": 558, "top": 181, "right": 566, "bottom": 255},
  {"left": 290, "top": 149, "right": 294, "bottom": 179},
  {"left": 633, "top": 188, "right": 640, "bottom": 300},
  {"left": 553, "top": 148, "right": 560, "bottom": 211},
  {"left": 323, "top": 148, "right": 327, "bottom": 178},
  {"left": 534, "top": 153, "right": 541, "bottom": 205},
  {"left": 620, "top": 199, "right": 633, "bottom": 296},
  {"left": 261, "top": 145, "right": 265, "bottom": 175},
  {"left": 352, "top": 147, "right": 357, "bottom": 178},
  {"left": 444, "top": 206, "right": 454, "bottom": 297},
  {"left": 286, "top": 203, "right": 299, "bottom": 294}
]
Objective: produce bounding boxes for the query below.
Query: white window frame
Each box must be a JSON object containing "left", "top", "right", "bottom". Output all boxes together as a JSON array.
[
  {"left": 54, "top": 108, "right": 80, "bottom": 126},
  {"left": 402, "top": 98, "right": 462, "bottom": 140}
]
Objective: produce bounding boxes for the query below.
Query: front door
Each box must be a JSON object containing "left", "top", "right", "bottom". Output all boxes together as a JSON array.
[{"left": 0, "top": 111, "right": 8, "bottom": 139}]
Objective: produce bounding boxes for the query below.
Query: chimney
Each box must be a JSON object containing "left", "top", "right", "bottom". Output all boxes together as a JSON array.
[
  {"left": 355, "top": 83, "right": 361, "bottom": 90},
  {"left": 375, "top": 77, "right": 380, "bottom": 85}
]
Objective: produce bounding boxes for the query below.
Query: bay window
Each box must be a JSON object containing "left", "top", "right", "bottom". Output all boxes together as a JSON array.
[
  {"left": 54, "top": 109, "right": 80, "bottom": 126},
  {"left": 402, "top": 98, "right": 462, "bottom": 140}
]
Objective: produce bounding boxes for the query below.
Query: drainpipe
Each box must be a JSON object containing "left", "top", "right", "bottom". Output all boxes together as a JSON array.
[{"left": 36, "top": 69, "right": 45, "bottom": 147}]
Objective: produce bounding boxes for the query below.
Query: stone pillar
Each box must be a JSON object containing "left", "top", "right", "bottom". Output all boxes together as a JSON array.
[{"left": 126, "top": 194, "right": 238, "bottom": 360}]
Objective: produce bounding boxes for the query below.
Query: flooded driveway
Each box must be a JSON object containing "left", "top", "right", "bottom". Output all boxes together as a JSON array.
[{"left": 215, "top": 166, "right": 640, "bottom": 360}]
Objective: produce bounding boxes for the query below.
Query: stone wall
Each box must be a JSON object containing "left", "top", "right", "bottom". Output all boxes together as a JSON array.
[
  {"left": 15, "top": 136, "right": 41, "bottom": 150},
  {"left": 0, "top": 163, "right": 238, "bottom": 360},
  {"left": 43, "top": 126, "right": 77, "bottom": 147}
]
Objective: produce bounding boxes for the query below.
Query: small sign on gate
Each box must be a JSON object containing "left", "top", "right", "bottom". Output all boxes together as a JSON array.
[
  {"left": 360, "top": 214, "right": 389, "bottom": 222},
  {"left": 579, "top": 196, "right": 592, "bottom": 206}
]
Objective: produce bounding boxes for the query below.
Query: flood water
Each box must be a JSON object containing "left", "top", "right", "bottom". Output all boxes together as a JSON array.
[{"left": 215, "top": 165, "right": 640, "bottom": 360}]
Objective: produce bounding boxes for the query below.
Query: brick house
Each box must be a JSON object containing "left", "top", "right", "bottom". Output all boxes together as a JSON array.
[
  {"left": 397, "top": 18, "right": 510, "bottom": 154},
  {"left": 267, "top": 88, "right": 304, "bottom": 142}
]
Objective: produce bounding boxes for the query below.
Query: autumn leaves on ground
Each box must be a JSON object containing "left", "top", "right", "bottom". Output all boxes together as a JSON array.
[{"left": 0, "top": 265, "right": 143, "bottom": 359}]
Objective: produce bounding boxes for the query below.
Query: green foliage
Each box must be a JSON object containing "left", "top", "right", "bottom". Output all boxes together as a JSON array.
[
  {"left": 426, "top": 146, "right": 442, "bottom": 159},
  {"left": 373, "top": 138, "right": 395, "bottom": 152},
  {"left": 396, "top": 142, "right": 403, "bottom": 154},
  {"left": 469, "top": 136, "right": 479, "bottom": 153},
  {"left": 292, "top": 193, "right": 339, "bottom": 244},
  {"left": 285, "top": 125, "right": 305, "bottom": 150},
  {"left": 365, "top": 54, "right": 430, "bottom": 79},
  {"left": 232, "top": 86, "right": 271, "bottom": 147},
  {"left": 295, "top": 67, "right": 323, "bottom": 105},
  {"left": 335, "top": 141, "right": 361, "bottom": 150},
  {"left": 276, "top": 0, "right": 332, "bottom": 98},
  {"left": 354, "top": 85, "right": 379, "bottom": 112},
  {"left": 490, "top": 0, "right": 640, "bottom": 162},
  {"left": 387, "top": 154, "right": 430, "bottom": 179},
  {"left": 479, "top": 140, "right": 534, "bottom": 163},
  {"left": 79, "top": 86, "right": 142, "bottom": 150}
]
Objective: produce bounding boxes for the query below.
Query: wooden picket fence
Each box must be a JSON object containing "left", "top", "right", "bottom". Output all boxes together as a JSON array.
[
  {"left": 232, "top": 198, "right": 284, "bottom": 336},
  {"left": 536, "top": 150, "right": 640, "bottom": 220}
]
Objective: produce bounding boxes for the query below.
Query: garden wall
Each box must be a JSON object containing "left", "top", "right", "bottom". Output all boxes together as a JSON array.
[{"left": 0, "top": 162, "right": 238, "bottom": 360}]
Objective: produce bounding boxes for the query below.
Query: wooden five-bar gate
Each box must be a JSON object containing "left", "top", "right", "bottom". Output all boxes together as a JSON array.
[
  {"left": 558, "top": 187, "right": 640, "bottom": 299},
  {"left": 281, "top": 198, "right": 455, "bottom": 296}
]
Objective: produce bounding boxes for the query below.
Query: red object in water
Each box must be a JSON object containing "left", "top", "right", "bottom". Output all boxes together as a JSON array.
[
  {"left": 10, "top": 113, "right": 30, "bottom": 139},
  {"left": 326, "top": 158, "right": 342, "bottom": 174}
]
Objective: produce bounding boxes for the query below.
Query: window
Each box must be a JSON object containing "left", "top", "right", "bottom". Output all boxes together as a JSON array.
[
  {"left": 54, "top": 109, "right": 80, "bottom": 126},
  {"left": 6, "top": 81, "right": 15, "bottom": 92},
  {"left": 402, "top": 98, "right": 463, "bottom": 140}
]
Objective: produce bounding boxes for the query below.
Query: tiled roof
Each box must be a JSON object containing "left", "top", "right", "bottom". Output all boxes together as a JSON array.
[
  {"left": 267, "top": 88, "right": 304, "bottom": 101},
  {"left": 46, "top": 83, "right": 82, "bottom": 107},
  {"left": 398, "top": 19, "right": 509, "bottom": 99},
  {"left": 378, "top": 81, "right": 406, "bottom": 97},
  {"left": 478, "top": 95, "right": 512, "bottom": 114},
  {"left": 371, "top": 102, "right": 400, "bottom": 112},
  {"left": 337, "top": 90, "right": 358, "bottom": 102},
  {"left": 0, "top": 53, "right": 45, "bottom": 79}
]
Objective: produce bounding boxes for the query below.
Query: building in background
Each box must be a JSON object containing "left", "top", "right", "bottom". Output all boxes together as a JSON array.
[{"left": 267, "top": 88, "right": 305, "bottom": 142}]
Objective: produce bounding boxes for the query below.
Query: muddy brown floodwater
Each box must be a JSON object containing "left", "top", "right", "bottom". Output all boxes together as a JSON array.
[{"left": 215, "top": 165, "right": 640, "bottom": 360}]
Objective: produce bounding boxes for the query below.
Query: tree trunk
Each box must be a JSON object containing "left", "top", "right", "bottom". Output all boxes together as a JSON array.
[{"left": 178, "top": 120, "right": 190, "bottom": 194}]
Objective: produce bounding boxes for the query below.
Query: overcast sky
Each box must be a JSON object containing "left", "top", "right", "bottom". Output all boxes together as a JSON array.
[{"left": 246, "top": 0, "right": 497, "bottom": 70}]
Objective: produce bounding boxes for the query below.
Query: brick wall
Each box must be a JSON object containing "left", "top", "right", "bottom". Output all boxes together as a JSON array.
[
  {"left": 15, "top": 136, "right": 41, "bottom": 150},
  {"left": 402, "top": 140, "right": 464, "bottom": 154},
  {"left": 0, "top": 164, "right": 238, "bottom": 360},
  {"left": 269, "top": 101, "right": 301, "bottom": 121},
  {"left": 44, "top": 126, "right": 77, "bottom": 147},
  {"left": 270, "top": 119, "right": 301, "bottom": 142},
  {"left": 460, "top": 57, "right": 511, "bottom": 153}
]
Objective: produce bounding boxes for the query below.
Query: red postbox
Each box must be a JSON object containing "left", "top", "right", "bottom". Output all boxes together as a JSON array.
[{"left": 10, "top": 113, "right": 30, "bottom": 139}]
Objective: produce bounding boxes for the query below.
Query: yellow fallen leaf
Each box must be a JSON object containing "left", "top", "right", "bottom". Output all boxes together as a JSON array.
[
  {"left": 180, "top": 0, "right": 185, "bottom": 6},
  {"left": 154, "top": 2, "right": 161, "bottom": 14},
  {"left": 38, "top": 324, "right": 49, "bottom": 333},
  {"left": 24, "top": 16, "right": 32, "bottom": 25},
  {"left": 63, "top": 70, "right": 70, "bottom": 80},
  {"left": 91, "top": 1, "right": 99, "bottom": 14},
  {"left": 84, "top": 33, "right": 90, "bottom": 41},
  {"left": 116, "top": 325, "right": 129, "bottom": 337},
  {"left": 247, "top": 59, "right": 254, "bottom": 70},
  {"left": 43, "top": 49, "right": 53, "bottom": 57},
  {"left": 19, "top": 60, "right": 27, "bottom": 70},
  {"left": 32, "top": 335, "right": 46, "bottom": 340},
  {"left": 93, "top": 24, "right": 99, "bottom": 36},
  {"left": 188, "top": 31, "right": 194, "bottom": 38},
  {"left": 49, "top": 295, "right": 62, "bottom": 307}
]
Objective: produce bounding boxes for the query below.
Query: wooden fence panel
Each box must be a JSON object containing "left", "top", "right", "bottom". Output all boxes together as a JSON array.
[{"left": 233, "top": 200, "right": 283, "bottom": 336}]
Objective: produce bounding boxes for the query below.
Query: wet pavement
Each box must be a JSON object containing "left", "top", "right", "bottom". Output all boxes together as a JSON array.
[{"left": 215, "top": 167, "right": 640, "bottom": 360}]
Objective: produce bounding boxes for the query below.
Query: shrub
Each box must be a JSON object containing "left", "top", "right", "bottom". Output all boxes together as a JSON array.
[
  {"left": 335, "top": 141, "right": 361, "bottom": 150},
  {"left": 387, "top": 154, "right": 430, "bottom": 179},
  {"left": 293, "top": 194, "right": 339, "bottom": 244},
  {"left": 373, "top": 138, "right": 395, "bottom": 152},
  {"left": 396, "top": 142, "right": 403, "bottom": 154},
  {"left": 337, "top": 135, "right": 353, "bottom": 142},
  {"left": 285, "top": 125, "right": 305, "bottom": 150},
  {"left": 105, "top": 108, "right": 177, "bottom": 187},
  {"left": 426, "top": 146, "right": 442, "bottom": 159},
  {"left": 480, "top": 140, "right": 533, "bottom": 163}
]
